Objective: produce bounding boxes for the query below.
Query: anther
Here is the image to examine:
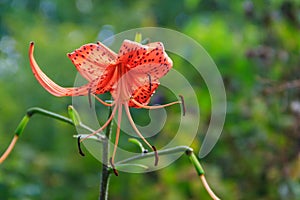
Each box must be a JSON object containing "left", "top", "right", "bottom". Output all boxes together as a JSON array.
[
  {"left": 88, "top": 88, "right": 92, "bottom": 108},
  {"left": 147, "top": 73, "right": 152, "bottom": 92},
  {"left": 77, "top": 136, "right": 85, "bottom": 156},
  {"left": 152, "top": 145, "right": 159, "bottom": 166},
  {"left": 110, "top": 157, "right": 119, "bottom": 176},
  {"left": 143, "top": 149, "right": 149, "bottom": 154},
  {"left": 179, "top": 95, "right": 186, "bottom": 116}
]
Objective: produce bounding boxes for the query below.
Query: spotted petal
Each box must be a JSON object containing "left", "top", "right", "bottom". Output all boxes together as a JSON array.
[
  {"left": 128, "top": 83, "right": 159, "bottom": 107},
  {"left": 112, "top": 40, "right": 172, "bottom": 106},
  {"left": 29, "top": 42, "right": 112, "bottom": 96},
  {"left": 68, "top": 42, "right": 117, "bottom": 81}
]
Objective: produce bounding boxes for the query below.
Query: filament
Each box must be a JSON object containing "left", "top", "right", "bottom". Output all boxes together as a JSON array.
[
  {"left": 124, "top": 103, "right": 159, "bottom": 165},
  {"left": 130, "top": 98, "right": 181, "bottom": 110},
  {"left": 111, "top": 104, "right": 123, "bottom": 171},
  {"left": 80, "top": 105, "right": 117, "bottom": 142}
]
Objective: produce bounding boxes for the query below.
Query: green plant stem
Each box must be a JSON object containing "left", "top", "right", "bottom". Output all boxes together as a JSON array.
[
  {"left": 116, "top": 146, "right": 220, "bottom": 200},
  {"left": 186, "top": 150, "right": 204, "bottom": 176},
  {"left": 0, "top": 107, "right": 102, "bottom": 164},
  {"left": 3, "top": 106, "right": 220, "bottom": 199},
  {"left": 27, "top": 107, "right": 73, "bottom": 124},
  {"left": 186, "top": 151, "right": 220, "bottom": 200},
  {"left": 26, "top": 107, "right": 102, "bottom": 137},
  {"left": 116, "top": 145, "right": 193, "bottom": 165},
  {"left": 13, "top": 107, "right": 74, "bottom": 138},
  {"left": 99, "top": 106, "right": 113, "bottom": 200}
]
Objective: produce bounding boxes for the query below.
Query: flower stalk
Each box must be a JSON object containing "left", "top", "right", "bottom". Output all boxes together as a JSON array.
[
  {"left": 99, "top": 105, "right": 113, "bottom": 200},
  {"left": 0, "top": 106, "right": 220, "bottom": 199},
  {"left": 186, "top": 150, "right": 220, "bottom": 200},
  {"left": 0, "top": 107, "right": 75, "bottom": 164}
]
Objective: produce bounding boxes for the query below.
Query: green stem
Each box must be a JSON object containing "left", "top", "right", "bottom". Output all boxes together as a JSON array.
[
  {"left": 4, "top": 106, "right": 219, "bottom": 199},
  {"left": 186, "top": 151, "right": 220, "bottom": 200},
  {"left": 116, "top": 146, "right": 219, "bottom": 199},
  {"left": 27, "top": 107, "right": 73, "bottom": 124},
  {"left": 26, "top": 107, "right": 105, "bottom": 139},
  {"left": 14, "top": 107, "right": 74, "bottom": 137},
  {"left": 116, "top": 145, "right": 193, "bottom": 165},
  {"left": 186, "top": 151, "right": 205, "bottom": 176},
  {"left": 0, "top": 107, "right": 101, "bottom": 164},
  {"left": 99, "top": 106, "right": 113, "bottom": 200}
]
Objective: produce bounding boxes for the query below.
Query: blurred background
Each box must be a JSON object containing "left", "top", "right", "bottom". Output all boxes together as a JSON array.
[{"left": 0, "top": 0, "right": 299, "bottom": 199}]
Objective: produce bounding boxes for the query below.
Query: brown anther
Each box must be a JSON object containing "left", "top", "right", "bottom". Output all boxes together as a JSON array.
[
  {"left": 147, "top": 73, "right": 152, "bottom": 91},
  {"left": 179, "top": 95, "right": 186, "bottom": 116},
  {"left": 152, "top": 145, "right": 159, "bottom": 166},
  {"left": 77, "top": 136, "right": 85, "bottom": 156},
  {"left": 88, "top": 88, "right": 92, "bottom": 108},
  {"left": 109, "top": 157, "right": 119, "bottom": 176}
]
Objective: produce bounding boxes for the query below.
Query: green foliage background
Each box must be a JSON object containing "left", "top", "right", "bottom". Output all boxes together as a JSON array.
[{"left": 0, "top": 0, "right": 299, "bottom": 199}]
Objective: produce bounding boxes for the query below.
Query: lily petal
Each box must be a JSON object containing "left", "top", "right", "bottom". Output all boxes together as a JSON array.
[
  {"left": 67, "top": 42, "right": 117, "bottom": 81},
  {"left": 29, "top": 42, "right": 97, "bottom": 96},
  {"left": 112, "top": 40, "right": 173, "bottom": 106}
]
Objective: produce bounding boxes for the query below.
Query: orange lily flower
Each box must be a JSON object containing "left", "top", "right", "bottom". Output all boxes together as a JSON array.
[{"left": 29, "top": 40, "right": 182, "bottom": 174}]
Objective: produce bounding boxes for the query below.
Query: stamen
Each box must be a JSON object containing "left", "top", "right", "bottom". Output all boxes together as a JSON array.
[
  {"left": 130, "top": 98, "right": 181, "bottom": 110},
  {"left": 77, "top": 136, "right": 85, "bottom": 156},
  {"left": 152, "top": 145, "right": 159, "bottom": 166},
  {"left": 110, "top": 157, "right": 119, "bottom": 176},
  {"left": 143, "top": 149, "right": 149, "bottom": 153},
  {"left": 80, "top": 105, "right": 118, "bottom": 142},
  {"left": 179, "top": 95, "right": 186, "bottom": 116},
  {"left": 88, "top": 88, "right": 92, "bottom": 108},
  {"left": 124, "top": 104, "right": 159, "bottom": 166},
  {"left": 111, "top": 104, "right": 122, "bottom": 174},
  {"left": 92, "top": 94, "right": 115, "bottom": 107},
  {"left": 124, "top": 104, "right": 152, "bottom": 148},
  {"left": 147, "top": 73, "right": 152, "bottom": 91}
]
